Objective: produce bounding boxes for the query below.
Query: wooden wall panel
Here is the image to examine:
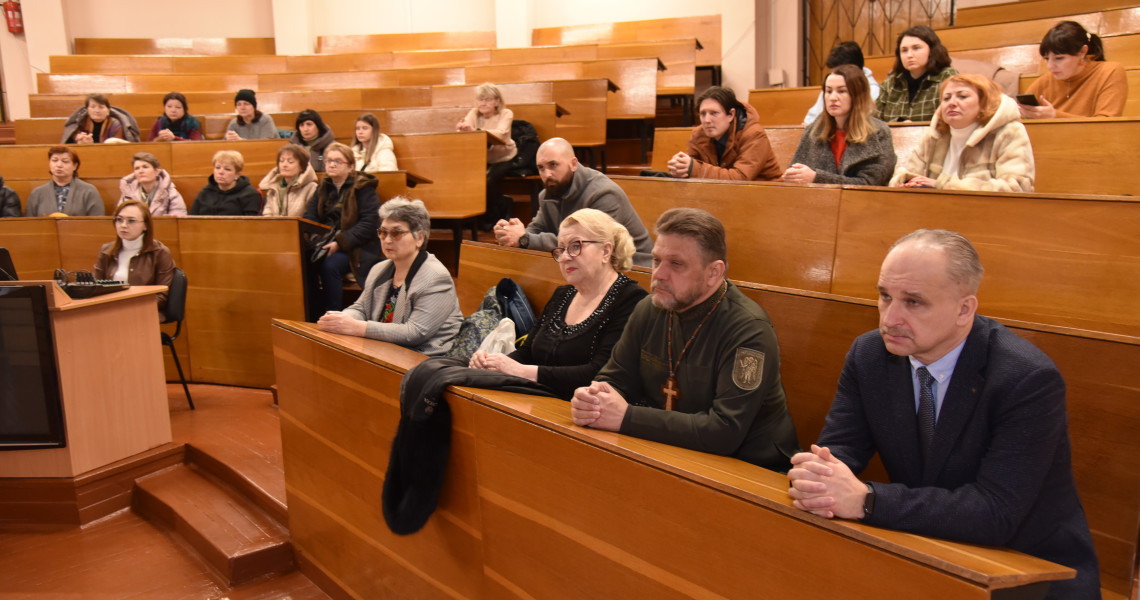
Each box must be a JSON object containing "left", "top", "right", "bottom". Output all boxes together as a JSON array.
[
  {"left": 178, "top": 218, "right": 306, "bottom": 387},
  {"left": 832, "top": 189, "right": 1140, "bottom": 337},
  {"left": 473, "top": 401, "right": 988, "bottom": 600},
  {"left": 273, "top": 325, "right": 484, "bottom": 599},
  {"left": 0, "top": 219, "right": 60, "bottom": 280},
  {"left": 1012, "top": 328, "right": 1140, "bottom": 597},
  {"left": 805, "top": 1, "right": 952, "bottom": 85}
]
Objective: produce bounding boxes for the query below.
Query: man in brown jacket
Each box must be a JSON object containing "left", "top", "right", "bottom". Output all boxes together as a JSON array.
[{"left": 666, "top": 86, "right": 782, "bottom": 181}]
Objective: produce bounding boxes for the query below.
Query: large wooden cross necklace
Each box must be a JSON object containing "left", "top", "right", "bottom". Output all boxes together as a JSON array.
[{"left": 662, "top": 281, "right": 728, "bottom": 411}]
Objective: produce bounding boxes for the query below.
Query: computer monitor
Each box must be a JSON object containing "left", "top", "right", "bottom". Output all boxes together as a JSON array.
[{"left": 0, "top": 284, "right": 66, "bottom": 450}]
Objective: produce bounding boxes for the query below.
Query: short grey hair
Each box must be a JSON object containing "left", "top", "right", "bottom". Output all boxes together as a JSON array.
[
  {"left": 379, "top": 196, "right": 431, "bottom": 238},
  {"left": 890, "top": 229, "right": 985, "bottom": 294}
]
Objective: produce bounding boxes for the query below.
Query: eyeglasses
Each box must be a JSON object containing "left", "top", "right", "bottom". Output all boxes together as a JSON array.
[
  {"left": 378, "top": 228, "right": 411, "bottom": 240},
  {"left": 114, "top": 217, "right": 142, "bottom": 225},
  {"left": 326, "top": 158, "right": 348, "bottom": 167},
  {"left": 551, "top": 240, "right": 603, "bottom": 261}
]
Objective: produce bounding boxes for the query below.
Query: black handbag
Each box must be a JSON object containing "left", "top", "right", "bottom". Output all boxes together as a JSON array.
[{"left": 309, "top": 227, "right": 340, "bottom": 263}]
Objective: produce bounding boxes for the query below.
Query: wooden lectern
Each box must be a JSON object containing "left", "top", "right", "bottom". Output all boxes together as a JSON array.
[{"left": 0, "top": 281, "right": 171, "bottom": 479}]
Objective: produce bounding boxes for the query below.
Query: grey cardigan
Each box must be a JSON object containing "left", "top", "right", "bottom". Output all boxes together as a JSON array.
[
  {"left": 25, "top": 178, "right": 104, "bottom": 216},
  {"left": 343, "top": 250, "right": 463, "bottom": 356},
  {"left": 789, "top": 117, "right": 896, "bottom": 186}
]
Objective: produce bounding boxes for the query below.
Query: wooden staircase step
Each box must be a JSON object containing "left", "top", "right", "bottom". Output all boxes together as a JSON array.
[
  {"left": 132, "top": 464, "right": 293, "bottom": 587},
  {"left": 185, "top": 444, "right": 288, "bottom": 524}
]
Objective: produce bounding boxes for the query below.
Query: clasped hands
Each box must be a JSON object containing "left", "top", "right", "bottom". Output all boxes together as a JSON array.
[
  {"left": 316, "top": 311, "right": 366, "bottom": 337},
  {"left": 468, "top": 350, "right": 527, "bottom": 378},
  {"left": 666, "top": 152, "right": 692, "bottom": 178},
  {"left": 787, "top": 444, "right": 867, "bottom": 520},
  {"left": 493, "top": 218, "right": 526, "bottom": 247},
  {"left": 570, "top": 381, "right": 627, "bottom": 431}
]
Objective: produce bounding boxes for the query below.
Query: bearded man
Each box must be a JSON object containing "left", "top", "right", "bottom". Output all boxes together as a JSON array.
[
  {"left": 571, "top": 207, "right": 799, "bottom": 471},
  {"left": 493, "top": 137, "right": 653, "bottom": 267}
]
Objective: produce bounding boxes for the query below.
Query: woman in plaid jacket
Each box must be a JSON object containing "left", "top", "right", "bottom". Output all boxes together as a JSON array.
[{"left": 875, "top": 26, "right": 957, "bottom": 123}]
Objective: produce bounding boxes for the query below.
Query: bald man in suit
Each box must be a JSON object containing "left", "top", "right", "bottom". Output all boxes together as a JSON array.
[{"left": 788, "top": 229, "right": 1099, "bottom": 600}]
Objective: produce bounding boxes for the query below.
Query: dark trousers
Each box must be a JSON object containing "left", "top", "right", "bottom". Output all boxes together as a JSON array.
[
  {"left": 484, "top": 161, "right": 513, "bottom": 224},
  {"left": 312, "top": 250, "right": 351, "bottom": 318}
]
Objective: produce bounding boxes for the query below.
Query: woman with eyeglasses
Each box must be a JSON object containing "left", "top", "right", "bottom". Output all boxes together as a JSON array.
[
  {"left": 468, "top": 208, "right": 647, "bottom": 397},
  {"left": 303, "top": 142, "right": 383, "bottom": 317},
  {"left": 401, "top": 209, "right": 647, "bottom": 402},
  {"left": 93, "top": 200, "right": 176, "bottom": 318},
  {"left": 317, "top": 197, "right": 462, "bottom": 354},
  {"left": 384, "top": 208, "right": 646, "bottom": 533}
]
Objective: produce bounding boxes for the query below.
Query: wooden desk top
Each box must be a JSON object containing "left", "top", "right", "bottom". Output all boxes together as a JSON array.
[{"left": 271, "top": 318, "right": 1076, "bottom": 592}]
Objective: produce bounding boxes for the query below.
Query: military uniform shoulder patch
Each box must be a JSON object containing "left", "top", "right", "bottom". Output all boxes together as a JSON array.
[{"left": 732, "top": 348, "right": 765, "bottom": 391}]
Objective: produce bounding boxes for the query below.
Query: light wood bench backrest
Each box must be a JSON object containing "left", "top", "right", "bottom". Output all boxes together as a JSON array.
[
  {"left": 388, "top": 131, "right": 487, "bottom": 218},
  {"left": 595, "top": 39, "right": 697, "bottom": 94},
  {"left": 316, "top": 31, "right": 496, "bottom": 54},
  {"left": 467, "top": 59, "right": 657, "bottom": 119},
  {"left": 532, "top": 14, "right": 721, "bottom": 68},
  {"left": 29, "top": 87, "right": 434, "bottom": 121},
  {"left": 72, "top": 37, "right": 276, "bottom": 56},
  {"left": 49, "top": 54, "right": 290, "bottom": 74},
  {"left": 617, "top": 175, "right": 1140, "bottom": 337},
  {"left": 954, "top": 0, "right": 1137, "bottom": 27},
  {"left": 390, "top": 49, "right": 492, "bottom": 69},
  {"left": 431, "top": 82, "right": 554, "bottom": 107}
]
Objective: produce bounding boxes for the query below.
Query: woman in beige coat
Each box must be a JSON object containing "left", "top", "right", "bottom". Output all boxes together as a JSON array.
[
  {"left": 260, "top": 145, "right": 319, "bottom": 217},
  {"left": 891, "top": 73, "right": 1035, "bottom": 192}
]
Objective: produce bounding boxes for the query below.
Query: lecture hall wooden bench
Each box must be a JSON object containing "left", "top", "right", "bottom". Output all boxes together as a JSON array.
[{"left": 270, "top": 240, "right": 1138, "bottom": 600}]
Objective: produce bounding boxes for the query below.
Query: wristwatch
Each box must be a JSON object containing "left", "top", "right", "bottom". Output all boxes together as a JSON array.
[
  {"left": 518, "top": 233, "right": 530, "bottom": 249},
  {"left": 862, "top": 482, "right": 876, "bottom": 518}
]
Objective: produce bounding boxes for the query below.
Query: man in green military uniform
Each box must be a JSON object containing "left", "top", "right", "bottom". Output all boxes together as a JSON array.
[{"left": 571, "top": 208, "right": 799, "bottom": 471}]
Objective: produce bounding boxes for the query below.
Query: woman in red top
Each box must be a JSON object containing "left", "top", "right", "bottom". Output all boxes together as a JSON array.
[{"left": 783, "top": 64, "right": 896, "bottom": 186}]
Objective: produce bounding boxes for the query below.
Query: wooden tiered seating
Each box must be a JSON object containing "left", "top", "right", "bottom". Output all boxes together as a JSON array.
[
  {"left": 616, "top": 175, "right": 1140, "bottom": 338},
  {"left": 433, "top": 80, "right": 609, "bottom": 149},
  {"left": 29, "top": 88, "right": 431, "bottom": 119},
  {"left": 49, "top": 54, "right": 292, "bottom": 74},
  {"left": 271, "top": 240, "right": 1140, "bottom": 600},
  {"left": 315, "top": 31, "right": 496, "bottom": 53},
  {"left": 467, "top": 59, "right": 655, "bottom": 120},
  {"left": 651, "top": 119, "right": 1140, "bottom": 196},
  {"left": 532, "top": 14, "right": 722, "bottom": 75},
  {"left": 955, "top": 0, "right": 1140, "bottom": 27}
]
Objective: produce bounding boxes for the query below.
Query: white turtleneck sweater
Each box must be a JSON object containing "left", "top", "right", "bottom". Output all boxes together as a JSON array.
[
  {"left": 113, "top": 237, "right": 143, "bottom": 282},
  {"left": 942, "top": 122, "right": 980, "bottom": 179}
]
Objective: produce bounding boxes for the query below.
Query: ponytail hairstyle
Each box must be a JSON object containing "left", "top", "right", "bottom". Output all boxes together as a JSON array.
[
  {"left": 1039, "top": 20, "right": 1106, "bottom": 61},
  {"left": 353, "top": 113, "right": 382, "bottom": 170},
  {"left": 813, "top": 64, "right": 874, "bottom": 144}
]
